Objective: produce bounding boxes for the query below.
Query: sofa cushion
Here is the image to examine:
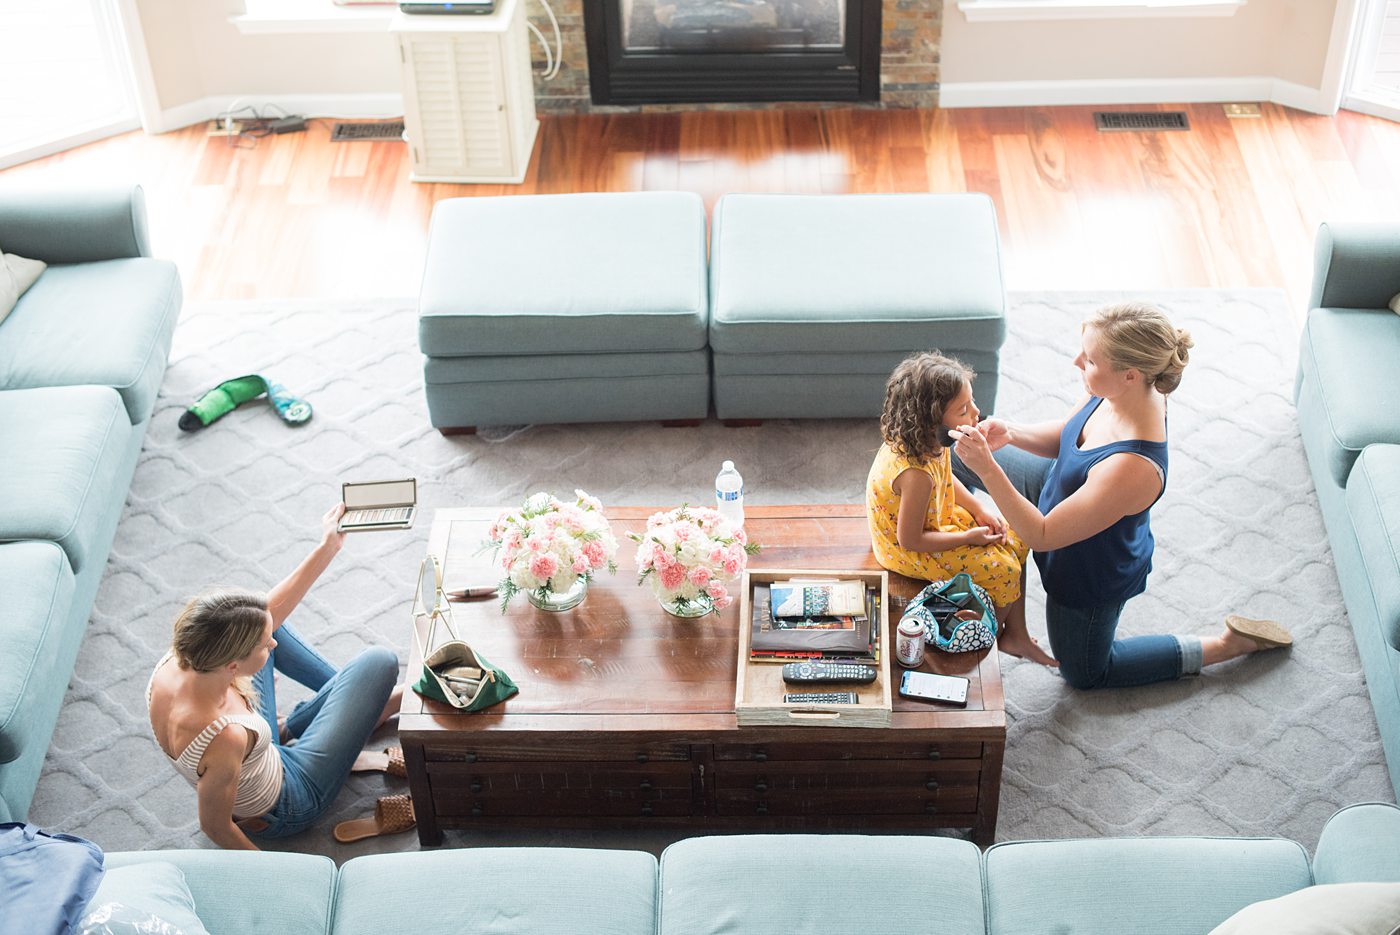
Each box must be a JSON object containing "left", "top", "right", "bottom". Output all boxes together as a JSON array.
[
  {"left": 333, "top": 847, "right": 657, "bottom": 935},
  {"left": 659, "top": 834, "right": 985, "bottom": 935},
  {"left": 1344, "top": 445, "right": 1400, "bottom": 650},
  {"left": 0, "top": 541, "right": 74, "bottom": 765},
  {"left": 0, "top": 258, "right": 181, "bottom": 424},
  {"left": 104, "top": 851, "right": 334, "bottom": 935},
  {"left": 984, "top": 836, "right": 1312, "bottom": 935},
  {"left": 708, "top": 193, "right": 1006, "bottom": 355},
  {"left": 419, "top": 192, "right": 708, "bottom": 357},
  {"left": 1313, "top": 803, "right": 1400, "bottom": 885},
  {"left": 1297, "top": 307, "right": 1400, "bottom": 487},
  {"left": 0, "top": 385, "right": 133, "bottom": 573},
  {"left": 81, "top": 863, "right": 211, "bottom": 935}
]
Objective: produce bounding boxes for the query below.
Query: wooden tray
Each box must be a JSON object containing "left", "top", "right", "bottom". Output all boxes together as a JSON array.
[{"left": 735, "top": 568, "right": 892, "bottom": 728}]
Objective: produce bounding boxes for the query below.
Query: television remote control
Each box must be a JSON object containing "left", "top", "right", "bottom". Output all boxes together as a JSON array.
[
  {"left": 781, "top": 662, "right": 878, "bottom": 684},
  {"left": 783, "top": 692, "right": 858, "bottom": 704}
]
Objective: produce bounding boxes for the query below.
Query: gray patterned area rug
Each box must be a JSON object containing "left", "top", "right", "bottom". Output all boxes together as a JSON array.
[{"left": 30, "top": 289, "right": 1394, "bottom": 861}]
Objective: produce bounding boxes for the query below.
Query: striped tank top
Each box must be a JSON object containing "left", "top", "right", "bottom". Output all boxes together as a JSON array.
[{"left": 146, "top": 654, "right": 283, "bottom": 820}]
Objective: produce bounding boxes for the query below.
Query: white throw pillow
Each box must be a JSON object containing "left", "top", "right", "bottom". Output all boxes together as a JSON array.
[
  {"left": 0, "top": 250, "right": 47, "bottom": 325},
  {"left": 78, "top": 862, "right": 212, "bottom": 935},
  {"left": 1389, "top": 292, "right": 1400, "bottom": 315},
  {"left": 1208, "top": 882, "right": 1400, "bottom": 935}
]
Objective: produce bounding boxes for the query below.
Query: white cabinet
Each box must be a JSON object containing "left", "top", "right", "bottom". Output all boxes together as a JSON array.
[{"left": 392, "top": 1, "right": 539, "bottom": 183}]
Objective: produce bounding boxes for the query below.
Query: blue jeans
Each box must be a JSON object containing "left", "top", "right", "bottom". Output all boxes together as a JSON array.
[
  {"left": 249, "top": 625, "right": 399, "bottom": 838},
  {"left": 954, "top": 446, "right": 1202, "bottom": 689}
]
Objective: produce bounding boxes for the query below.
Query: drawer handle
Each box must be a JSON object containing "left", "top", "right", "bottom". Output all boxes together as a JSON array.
[
  {"left": 639, "top": 780, "right": 653, "bottom": 792},
  {"left": 756, "top": 803, "right": 769, "bottom": 815},
  {"left": 754, "top": 781, "right": 769, "bottom": 793},
  {"left": 470, "top": 780, "right": 483, "bottom": 794},
  {"left": 925, "top": 779, "right": 939, "bottom": 792},
  {"left": 927, "top": 749, "right": 941, "bottom": 761},
  {"left": 753, "top": 751, "right": 768, "bottom": 762},
  {"left": 925, "top": 803, "right": 937, "bottom": 815},
  {"left": 471, "top": 804, "right": 484, "bottom": 817},
  {"left": 636, "top": 753, "right": 650, "bottom": 763},
  {"left": 465, "top": 752, "right": 479, "bottom": 763},
  {"left": 641, "top": 804, "right": 654, "bottom": 816}
]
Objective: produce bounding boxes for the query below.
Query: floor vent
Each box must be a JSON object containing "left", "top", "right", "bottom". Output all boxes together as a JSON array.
[
  {"left": 1093, "top": 111, "right": 1190, "bottom": 132},
  {"left": 330, "top": 120, "right": 405, "bottom": 142}
]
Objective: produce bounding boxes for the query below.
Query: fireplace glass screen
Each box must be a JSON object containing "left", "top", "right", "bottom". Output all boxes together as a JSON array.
[{"left": 620, "top": 0, "right": 847, "bottom": 53}]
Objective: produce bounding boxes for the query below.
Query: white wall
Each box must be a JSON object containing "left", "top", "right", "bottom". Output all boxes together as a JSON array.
[
  {"left": 133, "top": 0, "right": 401, "bottom": 126},
  {"left": 940, "top": 0, "right": 1342, "bottom": 109}
]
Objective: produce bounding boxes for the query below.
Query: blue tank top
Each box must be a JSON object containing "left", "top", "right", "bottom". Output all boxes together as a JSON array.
[{"left": 1033, "top": 397, "right": 1168, "bottom": 609}]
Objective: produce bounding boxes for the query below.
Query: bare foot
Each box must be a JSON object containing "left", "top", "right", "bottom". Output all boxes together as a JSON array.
[
  {"left": 1201, "top": 616, "right": 1292, "bottom": 667},
  {"left": 998, "top": 630, "right": 1059, "bottom": 667}
]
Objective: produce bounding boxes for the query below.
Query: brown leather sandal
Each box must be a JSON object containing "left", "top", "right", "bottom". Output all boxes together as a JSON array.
[
  {"left": 1225, "top": 614, "right": 1294, "bottom": 649},
  {"left": 333, "top": 794, "right": 416, "bottom": 843},
  {"left": 350, "top": 746, "right": 407, "bottom": 778}
]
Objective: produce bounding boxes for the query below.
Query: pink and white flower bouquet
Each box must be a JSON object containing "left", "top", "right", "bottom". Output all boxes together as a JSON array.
[
  {"left": 485, "top": 490, "right": 618, "bottom": 611},
  {"left": 630, "top": 505, "right": 760, "bottom": 617}
]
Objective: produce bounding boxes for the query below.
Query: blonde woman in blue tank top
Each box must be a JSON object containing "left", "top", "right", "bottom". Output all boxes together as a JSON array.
[{"left": 951, "top": 302, "right": 1293, "bottom": 690}]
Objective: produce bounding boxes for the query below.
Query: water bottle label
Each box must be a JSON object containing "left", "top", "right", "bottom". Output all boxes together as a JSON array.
[{"left": 716, "top": 487, "right": 743, "bottom": 502}]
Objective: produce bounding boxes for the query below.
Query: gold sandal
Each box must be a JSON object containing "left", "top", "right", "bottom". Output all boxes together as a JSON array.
[
  {"left": 1225, "top": 614, "right": 1293, "bottom": 649},
  {"left": 350, "top": 746, "right": 407, "bottom": 779},
  {"left": 333, "top": 794, "right": 416, "bottom": 843}
]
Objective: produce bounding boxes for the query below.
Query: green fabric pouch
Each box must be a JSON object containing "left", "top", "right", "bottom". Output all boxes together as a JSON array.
[{"left": 411, "top": 556, "right": 518, "bottom": 712}]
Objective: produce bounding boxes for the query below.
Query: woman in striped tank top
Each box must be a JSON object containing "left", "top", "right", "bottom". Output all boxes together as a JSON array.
[
  {"left": 951, "top": 302, "right": 1293, "bottom": 690},
  {"left": 147, "top": 504, "right": 402, "bottom": 848}
]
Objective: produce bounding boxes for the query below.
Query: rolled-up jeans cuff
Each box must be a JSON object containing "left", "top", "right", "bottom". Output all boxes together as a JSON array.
[{"left": 1176, "top": 635, "right": 1203, "bottom": 677}]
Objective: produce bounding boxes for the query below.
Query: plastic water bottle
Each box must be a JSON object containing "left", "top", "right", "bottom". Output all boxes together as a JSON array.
[{"left": 715, "top": 460, "right": 744, "bottom": 527}]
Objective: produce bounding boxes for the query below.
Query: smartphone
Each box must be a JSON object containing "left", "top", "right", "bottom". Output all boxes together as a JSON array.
[{"left": 899, "top": 670, "right": 970, "bottom": 707}]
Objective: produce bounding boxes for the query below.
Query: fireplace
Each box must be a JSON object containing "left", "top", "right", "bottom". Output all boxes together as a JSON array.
[{"left": 581, "top": 0, "right": 882, "bottom": 105}]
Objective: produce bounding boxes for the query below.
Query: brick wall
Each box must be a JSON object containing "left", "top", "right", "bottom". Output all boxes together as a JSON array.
[{"left": 525, "top": 0, "right": 941, "bottom": 112}]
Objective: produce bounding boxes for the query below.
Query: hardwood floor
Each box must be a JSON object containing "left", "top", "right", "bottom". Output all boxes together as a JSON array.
[{"left": 4, "top": 104, "right": 1399, "bottom": 316}]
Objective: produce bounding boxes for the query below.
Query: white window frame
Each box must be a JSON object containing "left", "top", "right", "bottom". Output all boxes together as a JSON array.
[
  {"left": 957, "top": 0, "right": 1246, "bottom": 22},
  {"left": 1342, "top": 0, "right": 1400, "bottom": 122}
]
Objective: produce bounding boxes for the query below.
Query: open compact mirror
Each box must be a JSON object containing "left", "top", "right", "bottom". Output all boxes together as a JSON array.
[{"left": 415, "top": 554, "right": 445, "bottom": 618}]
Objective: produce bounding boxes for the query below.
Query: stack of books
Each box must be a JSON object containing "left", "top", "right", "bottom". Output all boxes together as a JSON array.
[{"left": 749, "top": 578, "right": 881, "bottom": 666}]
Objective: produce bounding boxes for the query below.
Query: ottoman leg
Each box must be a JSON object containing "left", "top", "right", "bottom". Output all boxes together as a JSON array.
[
  {"left": 722, "top": 419, "right": 764, "bottom": 428},
  {"left": 439, "top": 426, "right": 478, "bottom": 437},
  {"left": 660, "top": 419, "right": 702, "bottom": 428}
]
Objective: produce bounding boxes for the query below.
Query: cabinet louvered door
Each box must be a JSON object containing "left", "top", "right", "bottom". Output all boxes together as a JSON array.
[{"left": 400, "top": 33, "right": 514, "bottom": 181}]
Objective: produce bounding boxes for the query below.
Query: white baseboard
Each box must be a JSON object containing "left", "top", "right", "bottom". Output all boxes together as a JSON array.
[
  {"left": 153, "top": 93, "right": 405, "bottom": 133},
  {"left": 1341, "top": 92, "right": 1400, "bottom": 124},
  {"left": 0, "top": 117, "right": 142, "bottom": 172},
  {"left": 939, "top": 76, "right": 1334, "bottom": 115}
]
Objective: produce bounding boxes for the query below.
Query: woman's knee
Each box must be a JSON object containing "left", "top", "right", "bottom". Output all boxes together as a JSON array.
[
  {"left": 351, "top": 645, "right": 400, "bottom": 690},
  {"left": 1058, "top": 659, "right": 1110, "bottom": 691}
]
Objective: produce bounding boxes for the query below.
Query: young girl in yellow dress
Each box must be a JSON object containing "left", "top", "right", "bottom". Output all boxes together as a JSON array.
[{"left": 866, "top": 352, "right": 1057, "bottom": 666}]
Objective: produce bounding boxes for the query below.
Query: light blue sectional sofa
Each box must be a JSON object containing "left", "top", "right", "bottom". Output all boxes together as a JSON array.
[
  {"left": 1295, "top": 222, "right": 1400, "bottom": 802},
  {"left": 0, "top": 185, "right": 180, "bottom": 822},
  {"left": 100, "top": 803, "right": 1400, "bottom": 934}
]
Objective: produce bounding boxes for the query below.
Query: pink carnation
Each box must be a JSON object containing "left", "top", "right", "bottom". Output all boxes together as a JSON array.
[
  {"left": 660, "top": 564, "right": 687, "bottom": 591},
  {"left": 689, "top": 566, "right": 712, "bottom": 587},
  {"left": 572, "top": 557, "right": 588, "bottom": 574},
  {"left": 529, "top": 554, "right": 558, "bottom": 580},
  {"left": 723, "top": 556, "right": 741, "bottom": 576},
  {"left": 713, "top": 593, "right": 733, "bottom": 610},
  {"left": 582, "top": 540, "right": 607, "bottom": 567},
  {"left": 706, "top": 581, "right": 727, "bottom": 600},
  {"left": 709, "top": 547, "right": 725, "bottom": 563}
]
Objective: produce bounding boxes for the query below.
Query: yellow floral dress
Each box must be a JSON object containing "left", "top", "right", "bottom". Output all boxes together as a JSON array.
[{"left": 865, "top": 442, "right": 1029, "bottom": 607}]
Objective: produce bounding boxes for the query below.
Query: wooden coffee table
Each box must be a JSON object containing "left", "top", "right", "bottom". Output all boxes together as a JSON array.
[{"left": 400, "top": 505, "right": 1006, "bottom": 846}]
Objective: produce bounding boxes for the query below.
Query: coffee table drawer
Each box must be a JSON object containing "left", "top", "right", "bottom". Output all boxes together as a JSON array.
[
  {"left": 423, "top": 741, "right": 691, "bottom": 763},
  {"left": 428, "top": 761, "right": 695, "bottom": 818},
  {"left": 713, "top": 760, "right": 980, "bottom": 816},
  {"left": 712, "top": 741, "right": 983, "bottom": 762}
]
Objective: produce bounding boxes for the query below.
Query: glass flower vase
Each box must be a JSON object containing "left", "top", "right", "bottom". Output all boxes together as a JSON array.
[
  {"left": 528, "top": 577, "right": 588, "bottom": 612},
  {"left": 659, "top": 593, "right": 713, "bottom": 618}
]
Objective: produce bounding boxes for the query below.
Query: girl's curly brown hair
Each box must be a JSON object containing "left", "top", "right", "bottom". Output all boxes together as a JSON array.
[{"left": 880, "top": 352, "right": 974, "bottom": 466}]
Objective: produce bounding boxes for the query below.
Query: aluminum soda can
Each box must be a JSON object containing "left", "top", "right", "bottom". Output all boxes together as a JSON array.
[{"left": 896, "top": 617, "right": 926, "bottom": 668}]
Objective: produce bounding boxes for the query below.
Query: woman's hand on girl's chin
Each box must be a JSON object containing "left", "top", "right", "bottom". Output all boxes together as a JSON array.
[{"left": 979, "top": 417, "right": 1011, "bottom": 452}]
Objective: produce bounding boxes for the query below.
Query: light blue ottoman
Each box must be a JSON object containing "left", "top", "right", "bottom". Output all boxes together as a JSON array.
[
  {"left": 709, "top": 193, "right": 1007, "bottom": 420},
  {"left": 418, "top": 192, "right": 710, "bottom": 432}
]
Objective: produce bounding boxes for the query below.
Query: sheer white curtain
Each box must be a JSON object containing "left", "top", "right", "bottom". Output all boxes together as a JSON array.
[
  {"left": 0, "top": 0, "right": 139, "bottom": 170},
  {"left": 1345, "top": 0, "right": 1400, "bottom": 122}
]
